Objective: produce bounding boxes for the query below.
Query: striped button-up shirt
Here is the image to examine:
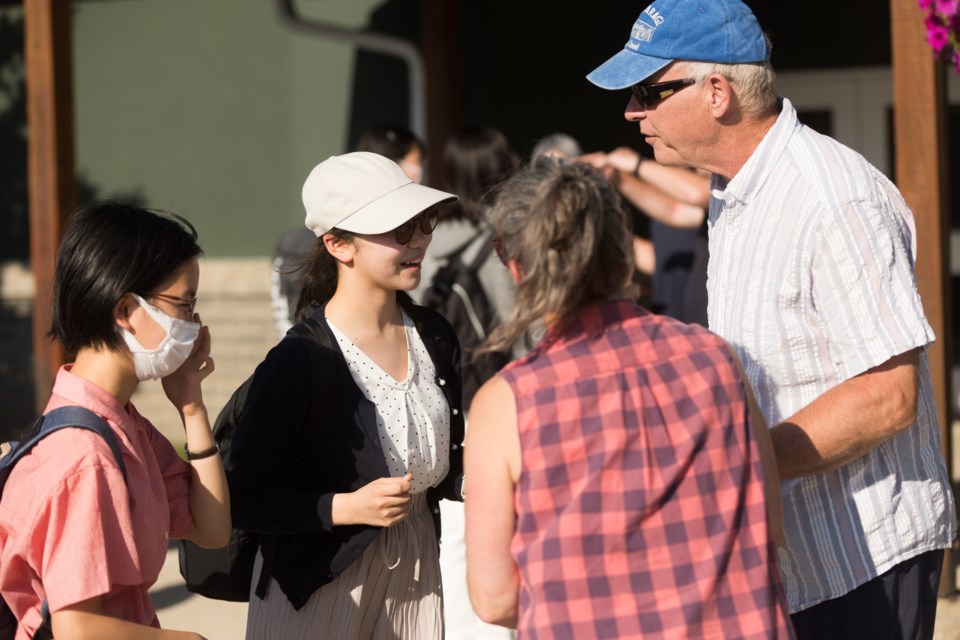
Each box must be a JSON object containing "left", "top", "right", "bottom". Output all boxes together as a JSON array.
[{"left": 707, "top": 97, "right": 956, "bottom": 612}]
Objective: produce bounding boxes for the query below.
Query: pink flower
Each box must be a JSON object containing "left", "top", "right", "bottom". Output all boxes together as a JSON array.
[
  {"left": 925, "top": 14, "right": 951, "bottom": 51},
  {"left": 921, "top": 0, "right": 960, "bottom": 73},
  {"left": 927, "top": 24, "right": 950, "bottom": 50},
  {"left": 934, "top": 0, "right": 958, "bottom": 14}
]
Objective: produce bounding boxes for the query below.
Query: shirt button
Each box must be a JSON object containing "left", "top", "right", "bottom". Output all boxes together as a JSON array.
[
  {"left": 452, "top": 443, "right": 459, "bottom": 450},
  {"left": 438, "top": 378, "right": 446, "bottom": 386},
  {"left": 433, "top": 508, "right": 440, "bottom": 514},
  {"left": 452, "top": 408, "right": 459, "bottom": 416}
]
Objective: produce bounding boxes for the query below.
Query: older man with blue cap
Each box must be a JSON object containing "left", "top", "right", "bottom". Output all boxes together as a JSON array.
[{"left": 588, "top": 2, "right": 955, "bottom": 640}]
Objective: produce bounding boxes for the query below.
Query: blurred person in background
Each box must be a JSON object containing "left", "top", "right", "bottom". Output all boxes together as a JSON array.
[
  {"left": 579, "top": 146, "right": 710, "bottom": 325},
  {"left": 530, "top": 132, "right": 582, "bottom": 160},
  {"left": 411, "top": 125, "right": 520, "bottom": 640}
]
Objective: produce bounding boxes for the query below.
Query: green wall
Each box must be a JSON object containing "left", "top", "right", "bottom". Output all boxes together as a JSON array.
[{"left": 74, "top": 0, "right": 383, "bottom": 256}]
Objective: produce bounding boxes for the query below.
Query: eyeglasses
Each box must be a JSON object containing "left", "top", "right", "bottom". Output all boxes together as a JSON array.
[
  {"left": 629, "top": 77, "right": 696, "bottom": 108},
  {"left": 146, "top": 292, "right": 198, "bottom": 314},
  {"left": 393, "top": 208, "right": 439, "bottom": 245}
]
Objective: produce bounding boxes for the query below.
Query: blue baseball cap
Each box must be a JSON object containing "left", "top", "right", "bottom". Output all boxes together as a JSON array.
[{"left": 587, "top": 0, "right": 770, "bottom": 90}]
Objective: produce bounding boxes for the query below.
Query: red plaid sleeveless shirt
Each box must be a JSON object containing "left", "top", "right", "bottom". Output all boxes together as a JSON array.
[{"left": 499, "top": 300, "right": 793, "bottom": 639}]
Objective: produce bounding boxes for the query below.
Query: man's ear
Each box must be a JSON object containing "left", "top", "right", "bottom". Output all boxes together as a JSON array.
[
  {"left": 705, "top": 72, "right": 733, "bottom": 118},
  {"left": 323, "top": 233, "right": 354, "bottom": 264}
]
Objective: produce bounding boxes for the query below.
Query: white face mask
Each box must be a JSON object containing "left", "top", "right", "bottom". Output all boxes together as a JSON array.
[{"left": 118, "top": 294, "right": 201, "bottom": 381}]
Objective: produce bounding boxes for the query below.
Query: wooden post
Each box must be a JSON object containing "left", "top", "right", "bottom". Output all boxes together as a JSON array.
[
  {"left": 419, "top": 0, "right": 461, "bottom": 186},
  {"left": 890, "top": 0, "right": 954, "bottom": 596},
  {"left": 23, "top": 0, "right": 76, "bottom": 408}
]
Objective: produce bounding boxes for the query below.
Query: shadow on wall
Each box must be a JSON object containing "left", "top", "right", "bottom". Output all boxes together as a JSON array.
[{"left": 346, "top": 0, "right": 418, "bottom": 152}]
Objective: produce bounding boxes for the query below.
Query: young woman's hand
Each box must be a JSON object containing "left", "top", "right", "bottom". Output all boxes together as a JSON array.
[
  {"left": 162, "top": 314, "right": 215, "bottom": 418},
  {"left": 332, "top": 473, "right": 413, "bottom": 527}
]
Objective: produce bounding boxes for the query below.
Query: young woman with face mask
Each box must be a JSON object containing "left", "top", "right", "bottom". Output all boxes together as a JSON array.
[
  {"left": 226, "top": 152, "right": 464, "bottom": 639},
  {"left": 0, "top": 203, "right": 231, "bottom": 640}
]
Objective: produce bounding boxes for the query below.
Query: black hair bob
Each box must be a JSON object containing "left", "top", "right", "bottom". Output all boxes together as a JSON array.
[{"left": 49, "top": 201, "right": 203, "bottom": 356}]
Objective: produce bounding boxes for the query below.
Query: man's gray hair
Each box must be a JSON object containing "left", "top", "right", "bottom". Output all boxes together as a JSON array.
[{"left": 681, "top": 60, "right": 778, "bottom": 117}]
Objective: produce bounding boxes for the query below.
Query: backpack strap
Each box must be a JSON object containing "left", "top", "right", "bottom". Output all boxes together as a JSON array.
[
  {"left": 5, "top": 407, "right": 126, "bottom": 640},
  {"left": 252, "top": 315, "right": 336, "bottom": 600},
  {"left": 43, "top": 407, "right": 127, "bottom": 481},
  {"left": 5, "top": 407, "right": 127, "bottom": 494}
]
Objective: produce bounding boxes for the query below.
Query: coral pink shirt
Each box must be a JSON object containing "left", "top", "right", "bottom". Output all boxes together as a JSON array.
[{"left": 0, "top": 366, "right": 192, "bottom": 638}]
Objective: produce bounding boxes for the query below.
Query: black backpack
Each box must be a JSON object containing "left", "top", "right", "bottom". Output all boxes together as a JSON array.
[
  {"left": 421, "top": 231, "right": 510, "bottom": 407},
  {"left": 0, "top": 407, "right": 128, "bottom": 640},
  {"left": 177, "top": 316, "right": 334, "bottom": 602}
]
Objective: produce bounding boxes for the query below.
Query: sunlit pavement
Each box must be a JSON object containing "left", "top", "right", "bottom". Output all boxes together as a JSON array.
[
  {"left": 152, "top": 542, "right": 960, "bottom": 640},
  {"left": 152, "top": 545, "right": 247, "bottom": 639}
]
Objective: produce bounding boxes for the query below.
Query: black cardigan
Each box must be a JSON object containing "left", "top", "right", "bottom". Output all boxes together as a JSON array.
[{"left": 225, "top": 300, "right": 465, "bottom": 610}]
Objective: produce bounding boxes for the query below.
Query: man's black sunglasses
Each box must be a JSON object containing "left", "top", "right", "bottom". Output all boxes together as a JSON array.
[
  {"left": 630, "top": 77, "right": 696, "bottom": 108},
  {"left": 394, "top": 208, "right": 440, "bottom": 244}
]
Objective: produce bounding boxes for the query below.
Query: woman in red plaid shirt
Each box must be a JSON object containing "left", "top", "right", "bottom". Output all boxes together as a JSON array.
[{"left": 464, "top": 158, "right": 794, "bottom": 639}]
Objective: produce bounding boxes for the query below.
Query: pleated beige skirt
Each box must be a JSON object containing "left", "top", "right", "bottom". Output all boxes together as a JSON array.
[{"left": 245, "top": 493, "right": 444, "bottom": 640}]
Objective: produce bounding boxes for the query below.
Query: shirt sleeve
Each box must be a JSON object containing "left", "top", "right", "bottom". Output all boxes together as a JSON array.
[
  {"left": 28, "top": 443, "right": 142, "bottom": 612},
  {"left": 144, "top": 420, "right": 192, "bottom": 540},
  {"left": 226, "top": 338, "right": 334, "bottom": 534},
  {"left": 811, "top": 199, "right": 934, "bottom": 381}
]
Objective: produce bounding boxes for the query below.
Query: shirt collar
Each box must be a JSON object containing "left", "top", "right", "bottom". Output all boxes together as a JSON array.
[
  {"left": 537, "top": 298, "right": 640, "bottom": 349},
  {"left": 46, "top": 365, "right": 133, "bottom": 433},
  {"left": 713, "top": 97, "right": 799, "bottom": 207}
]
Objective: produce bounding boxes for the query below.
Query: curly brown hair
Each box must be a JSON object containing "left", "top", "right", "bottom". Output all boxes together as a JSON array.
[{"left": 480, "top": 157, "right": 636, "bottom": 354}]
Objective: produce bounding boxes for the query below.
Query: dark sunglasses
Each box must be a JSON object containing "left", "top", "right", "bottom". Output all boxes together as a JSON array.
[
  {"left": 629, "top": 77, "right": 696, "bottom": 108},
  {"left": 394, "top": 208, "right": 439, "bottom": 245}
]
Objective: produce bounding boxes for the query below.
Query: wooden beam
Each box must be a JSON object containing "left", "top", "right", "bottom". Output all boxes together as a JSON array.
[
  {"left": 24, "top": 0, "right": 76, "bottom": 408},
  {"left": 890, "top": 0, "right": 954, "bottom": 596},
  {"left": 419, "top": 0, "right": 461, "bottom": 186}
]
